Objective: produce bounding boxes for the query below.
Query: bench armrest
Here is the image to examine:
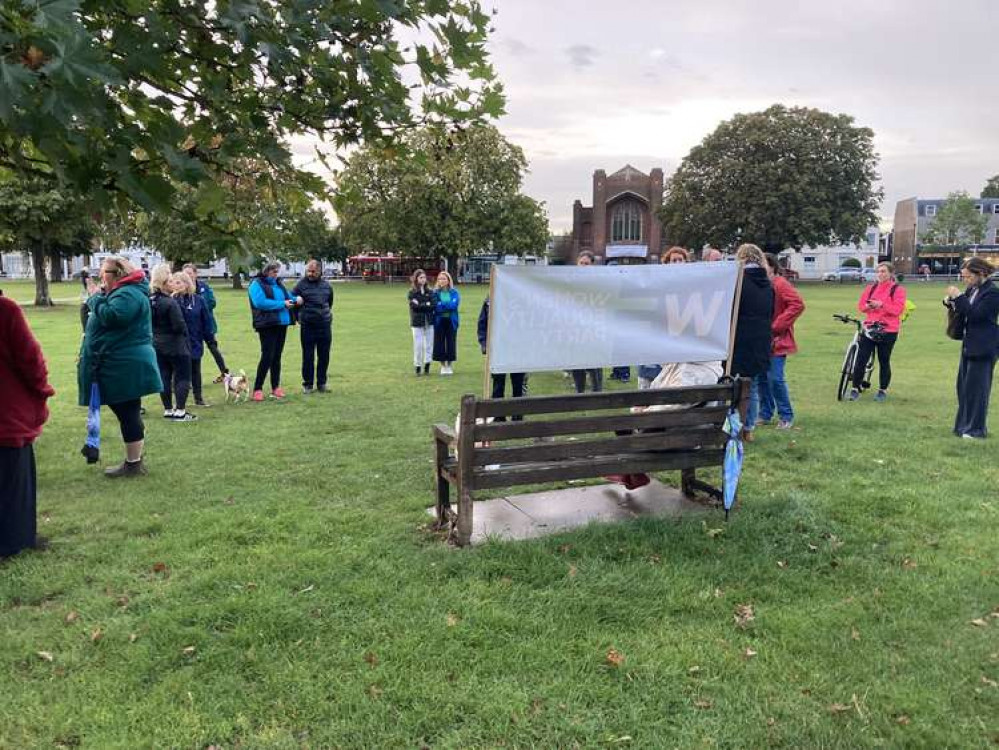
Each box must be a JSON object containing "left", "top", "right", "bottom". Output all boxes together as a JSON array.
[{"left": 432, "top": 423, "right": 457, "bottom": 445}]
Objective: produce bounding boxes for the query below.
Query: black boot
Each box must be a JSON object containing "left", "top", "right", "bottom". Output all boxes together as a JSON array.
[
  {"left": 104, "top": 459, "right": 147, "bottom": 478},
  {"left": 423, "top": 363, "right": 430, "bottom": 375},
  {"left": 415, "top": 366, "right": 421, "bottom": 376}
]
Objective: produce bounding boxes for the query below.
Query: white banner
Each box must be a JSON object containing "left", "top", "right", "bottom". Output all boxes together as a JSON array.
[{"left": 488, "top": 263, "right": 741, "bottom": 374}]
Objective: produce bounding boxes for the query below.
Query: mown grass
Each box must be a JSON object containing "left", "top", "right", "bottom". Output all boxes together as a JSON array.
[{"left": 1, "top": 278, "right": 997, "bottom": 748}]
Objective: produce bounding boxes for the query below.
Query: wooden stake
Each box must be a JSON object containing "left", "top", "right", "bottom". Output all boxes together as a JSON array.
[{"left": 724, "top": 262, "right": 746, "bottom": 377}]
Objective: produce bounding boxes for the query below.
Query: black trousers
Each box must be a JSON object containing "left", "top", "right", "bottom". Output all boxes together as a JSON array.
[
  {"left": 255, "top": 326, "right": 288, "bottom": 391},
  {"left": 433, "top": 319, "right": 457, "bottom": 362},
  {"left": 107, "top": 398, "right": 144, "bottom": 443},
  {"left": 954, "top": 355, "right": 996, "bottom": 438},
  {"left": 191, "top": 357, "right": 204, "bottom": 402},
  {"left": 491, "top": 372, "right": 528, "bottom": 421},
  {"left": 852, "top": 332, "right": 897, "bottom": 391},
  {"left": 206, "top": 337, "right": 227, "bottom": 375},
  {"left": 571, "top": 368, "right": 603, "bottom": 393},
  {"left": 156, "top": 351, "right": 192, "bottom": 410},
  {"left": 0, "top": 445, "right": 36, "bottom": 557},
  {"left": 301, "top": 324, "right": 332, "bottom": 388}
]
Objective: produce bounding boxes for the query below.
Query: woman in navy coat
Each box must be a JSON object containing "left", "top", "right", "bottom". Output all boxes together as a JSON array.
[
  {"left": 945, "top": 257, "right": 999, "bottom": 439},
  {"left": 171, "top": 272, "right": 214, "bottom": 407}
]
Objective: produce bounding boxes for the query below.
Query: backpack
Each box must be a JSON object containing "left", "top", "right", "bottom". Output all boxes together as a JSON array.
[{"left": 865, "top": 283, "right": 915, "bottom": 323}]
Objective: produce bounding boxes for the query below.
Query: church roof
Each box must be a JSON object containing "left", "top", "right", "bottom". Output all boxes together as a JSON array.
[{"left": 609, "top": 164, "right": 647, "bottom": 181}]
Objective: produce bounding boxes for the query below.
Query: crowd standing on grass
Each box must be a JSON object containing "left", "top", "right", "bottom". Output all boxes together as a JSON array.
[
  {"left": 0, "top": 285, "right": 54, "bottom": 559},
  {"left": 78, "top": 257, "right": 163, "bottom": 477},
  {"left": 945, "top": 257, "right": 999, "bottom": 439},
  {"left": 848, "top": 262, "right": 907, "bottom": 403}
]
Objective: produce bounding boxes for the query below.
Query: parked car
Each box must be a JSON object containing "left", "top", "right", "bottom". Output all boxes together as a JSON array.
[{"left": 823, "top": 266, "right": 864, "bottom": 282}]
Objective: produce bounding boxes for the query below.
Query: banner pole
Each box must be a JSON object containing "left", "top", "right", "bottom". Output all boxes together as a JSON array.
[
  {"left": 724, "top": 262, "right": 746, "bottom": 378},
  {"left": 482, "top": 265, "right": 497, "bottom": 398}
]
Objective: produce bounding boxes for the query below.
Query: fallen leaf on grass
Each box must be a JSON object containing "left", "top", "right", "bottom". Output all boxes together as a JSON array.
[
  {"left": 706, "top": 527, "right": 724, "bottom": 538},
  {"left": 605, "top": 648, "right": 625, "bottom": 668},
  {"left": 223, "top": 496, "right": 235, "bottom": 505},
  {"left": 90, "top": 628, "right": 103, "bottom": 643},
  {"left": 688, "top": 665, "right": 701, "bottom": 675},
  {"left": 895, "top": 714, "right": 911, "bottom": 725},
  {"left": 734, "top": 604, "right": 755, "bottom": 628},
  {"left": 982, "top": 675, "right": 998, "bottom": 688},
  {"left": 828, "top": 703, "right": 852, "bottom": 715},
  {"left": 742, "top": 648, "right": 757, "bottom": 659},
  {"left": 901, "top": 558, "right": 917, "bottom": 570},
  {"left": 129, "top": 633, "right": 138, "bottom": 644},
  {"left": 568, "top": 564, "right": 578, "bottom": 578},
  {"left": 364, "top": 651, "right": 379, "bottom": 667},
  {"left": 776, "top": 560, "right": 788, "bottom": 569},
  {"left": 64, "top": 611, "right": 79, "bottom": 625},
  {"left": 971, "top": 618, "right": 989, "bottom": 627},
  {"left": 647, "top": 554, "right": 661, "bottom": 564},
  {"left": 807, "top": 543, "right": 818, "bottom": 553},
  {"left": 557, "top": 544, "right": 572, "bottom": 555},
  {"left": 851, "top": 627, "right": 861, "bottom": 641},
  {"left": 182, "top": 646, "right": 196, "bottom": 656},
  {"left": 151, "top": 562, "right": 169, "bottom": 575},
  {"left": 36, "top": 651, "right": 54, "bottom": 662},
  {"left": 446, "top": 613, "right": 460, "bottom": 627},
  {"left": 296, "top": 584, "right": 315, "bottom": 595},
  {"left": 367, "top": 684, "right": 383, "bottom": 699},
  {"left": 693, "top": 700, "right": 713, "bottom": 709}
]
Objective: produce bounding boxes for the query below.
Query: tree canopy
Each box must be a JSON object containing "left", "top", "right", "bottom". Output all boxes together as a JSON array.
[
  {"left": 981, "top": 175, "right": 999, "bottom": 199},
  {"left": 337, "top": 124, "right": 548, "bottom": 259},
  {"left": 658, "top": 104, "right": 882, "bottom": 253},
  {"left": 922, "top": 191, "right": 989, "bottom": 246},
  {"left": 0, "top": 0, "right": 503, "bottom": 217}
]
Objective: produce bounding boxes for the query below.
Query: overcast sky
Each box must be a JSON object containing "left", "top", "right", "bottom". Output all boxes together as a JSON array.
[{"left": 484, "top": 0, "right": 999, "bottom": 231}]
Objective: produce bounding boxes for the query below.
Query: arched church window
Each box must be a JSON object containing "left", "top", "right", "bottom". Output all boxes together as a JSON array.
[{"left": 611, "top": 202, "right": 641, "bottom": 243}]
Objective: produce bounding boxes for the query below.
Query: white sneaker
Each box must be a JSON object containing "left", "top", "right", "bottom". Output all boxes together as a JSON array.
[{"left": 163, "top": 409, "right": 175, "bottom": 418}]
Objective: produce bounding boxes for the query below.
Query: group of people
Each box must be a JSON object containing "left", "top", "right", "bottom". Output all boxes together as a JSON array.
[{"left": 408, "top": 269, "right": 460, "bottom": 376}]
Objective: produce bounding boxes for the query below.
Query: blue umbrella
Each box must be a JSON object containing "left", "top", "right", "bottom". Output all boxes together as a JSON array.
[
  {"left": 81, "top": 382, "right": 101, "bottom": 464},
  {"left": 722, "top": 407, "right": 744, "bottom": 519}
]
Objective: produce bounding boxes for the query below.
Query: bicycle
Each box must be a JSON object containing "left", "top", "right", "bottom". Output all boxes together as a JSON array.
[{"left": 832, "top": 314, "right": 884, "bottom": 401}]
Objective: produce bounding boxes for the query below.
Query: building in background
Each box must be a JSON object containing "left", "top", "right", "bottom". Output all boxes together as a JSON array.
[
  {"left": 778, "top": 228, "right": 882, "bottom": 279},
  {"left": 559, "top": 165, "right": 667, "bottom": 264},
  {"left": 893, "top": 197, "right": 999, "bottom": 275}
]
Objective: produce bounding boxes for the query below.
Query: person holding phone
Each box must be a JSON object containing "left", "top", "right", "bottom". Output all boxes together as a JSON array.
[{"left": 848, "top": 262, "right": 906, "bottom": 402}]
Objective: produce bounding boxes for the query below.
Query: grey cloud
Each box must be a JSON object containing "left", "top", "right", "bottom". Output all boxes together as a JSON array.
[
  {"left": 566, "top": 44, "right": 599, "bottom": 70},
  {"left": 502, "top": 37, "right": 534, "bottom": 56}
]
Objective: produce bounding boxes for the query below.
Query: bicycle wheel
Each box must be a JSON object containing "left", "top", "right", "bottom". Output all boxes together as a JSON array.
[{"left": 837, "top": 343, "right": 857, "bottom": 401}]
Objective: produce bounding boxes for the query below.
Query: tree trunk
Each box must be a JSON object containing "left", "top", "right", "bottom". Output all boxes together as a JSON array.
[
  {"left": 32, "top": 247, "right": 53, "bottom": 307},
  {"left": 49, "top": 255, "right": 64, "bottom": 283},
  {"left": 231, "top": 271, "right": 243, "bottom": 290}
]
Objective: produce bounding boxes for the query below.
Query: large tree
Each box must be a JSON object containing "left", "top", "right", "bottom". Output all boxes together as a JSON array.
[
  {"left": 981, "top": 175, "right": 999, "bottom": 199},
  {"left": 0, "top": 176, "right": 94, "bottom": 305},
  {"left": 337, "top": 124, "right": 548, "bottom": 263},
  {"left": 0, "top": 0, "right": 503, "bottom": 220},
  {"left": 659, "top": 104, "right": 882, "bottom": 253},
  {"left": 923, "top": 191, "right": 989, "bottom": 246}
]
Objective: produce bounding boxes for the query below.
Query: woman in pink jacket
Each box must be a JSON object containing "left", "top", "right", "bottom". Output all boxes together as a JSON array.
[{"left": 849, "top": 262, "right": 907, "bottom": 402}]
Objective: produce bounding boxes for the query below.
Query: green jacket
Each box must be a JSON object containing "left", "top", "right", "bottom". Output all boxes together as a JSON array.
[{"left": 77, "top": 273, "right": 163, "bottom": 406}]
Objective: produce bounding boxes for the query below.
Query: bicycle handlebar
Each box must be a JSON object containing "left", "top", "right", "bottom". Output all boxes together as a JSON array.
[{"left": 832, "top": 314, "right": 861, "bottom": 325}]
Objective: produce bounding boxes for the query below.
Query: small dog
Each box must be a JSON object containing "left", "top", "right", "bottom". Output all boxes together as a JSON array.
[{"left": 223, "top": 369, "right": 250, "bottom": 404}]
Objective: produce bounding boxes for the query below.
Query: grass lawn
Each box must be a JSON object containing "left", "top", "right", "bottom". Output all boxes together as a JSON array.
[{"left": 2, "top": 278, "right": 997, "bottom": 748}]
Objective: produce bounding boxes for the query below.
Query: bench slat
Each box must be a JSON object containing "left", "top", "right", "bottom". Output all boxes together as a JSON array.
[
  {"left": 472, "top": 449, "right": 726, "bottom": 490},
  {"left": 472, "top": 426, "right": 725, "bottom": 466},
  {"left": 432, "top": 423, "right": 456, "bottom": 445},
  {"left": 473, "top": 384, "right": 737, "bottom": 419},
  {"left": 474, "top": 406, "right": 729, "bottom": 442}
]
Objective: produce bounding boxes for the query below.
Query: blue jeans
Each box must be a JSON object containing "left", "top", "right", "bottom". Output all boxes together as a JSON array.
[
  {"left": 755, "top": 356, "right": 793, "bottom": 423},
  {"left": 745, "top": 376, "right": 760, "bottom": 431}
]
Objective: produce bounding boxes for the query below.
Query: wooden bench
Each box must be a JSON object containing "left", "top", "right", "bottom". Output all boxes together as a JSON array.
[{"left": 432, "top": 378, "right": 750, "bottom": 546}]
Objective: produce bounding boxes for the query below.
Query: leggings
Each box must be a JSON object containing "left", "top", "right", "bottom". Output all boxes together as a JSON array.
[
  {"left": 156, "top": 351, "right": 191, "bottom": 411},
  {"left": 107, "top": 399, "right": 144, "bottom": 443},
  {"left": 255, "top": 326, "right": 288, "bottom": 391},
  {"left": 191, "top": 357, "right": 203, "bottom": 402},
  {"left": 206, "top": 337, "right": 227, "bottom": 375},
  {"left": 852, "top": 332, "right": 898, "bottom": 391}
]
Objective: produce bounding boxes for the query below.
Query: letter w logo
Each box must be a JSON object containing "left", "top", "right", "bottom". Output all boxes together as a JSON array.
[{"left": 665, "top": 292, "right": 725, "bottom": 336}]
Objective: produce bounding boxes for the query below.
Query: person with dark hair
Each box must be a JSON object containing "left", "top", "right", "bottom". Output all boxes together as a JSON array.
[
  {"left": 172, "top": 271, "right": 213, "bottom": 410},
  {"left": 756, "top": 253, "right": 805, "bottom": 429},
  {"left": 248, "top": 261, "right": 296, "bottom": 401},
  {"left": 292, "top": 259, "right": 334, "bottom": 393},
  {"left": 79, "top": 256, "right": 163, "bottom": 476},
  {"left": 945, "top": 257, "right": 999, "bottom": 439},
  {"left": 848, "top": 262, "right": 907, "bottom": 402},
  {"left": 0, "top": 285, "right": 55, "bottom": 557},
  {"left": 149, "top": 265, "right": 195, "bottom": 422},
  {"left": 731, "top": 244, "right": 774, "bottom": 441},
  {"left": 477, "top": 297, "right": 527, "bottom": 418},
  {"left": 432, "top": 270, "right": 460, "bottom": 375},
  {"left": 183, "top": 263, "right": 228, "bottom": 384},
  {"left": 408, "top": 269, "right": 435, "bottom": 375},
  {"left": 571, "top": 252, "right": 603, "bottom": 393}
]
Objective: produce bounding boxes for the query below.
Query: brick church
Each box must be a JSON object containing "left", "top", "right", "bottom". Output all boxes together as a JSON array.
[{"left": 562, "top": 165, "right": 668, "bottom": 264}]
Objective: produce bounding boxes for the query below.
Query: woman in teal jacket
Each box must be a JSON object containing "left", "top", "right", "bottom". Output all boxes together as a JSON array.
[
  {"left": 432, "top": 270, "right": 460, "bottom": 375},
  {"left": 78, "top": 256, "right": 163, "bottom": 477},
  {"left": 248, "top": 261, "right": 296, "bottom": 401}
]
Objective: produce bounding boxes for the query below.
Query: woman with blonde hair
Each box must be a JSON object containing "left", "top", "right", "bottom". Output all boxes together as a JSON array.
[
  {"left": 730, "top": 243, "right": 774, "bottom": 440},
  {"left": 150, "top": 264, "right": 195, "bottom": 421},
  {"left": 78, "top": 256, "right": 163, "bottom": 475},
  {"left": 432, "top": 270, "right": 460, "bottom": 375},
  {"left": 171, "top": 271, "right": 214, "bottom": 408}
]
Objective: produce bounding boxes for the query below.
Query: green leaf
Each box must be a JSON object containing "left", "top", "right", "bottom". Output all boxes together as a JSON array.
[{"left": 194, "top": 182, "right": 227, "bottom": 219}]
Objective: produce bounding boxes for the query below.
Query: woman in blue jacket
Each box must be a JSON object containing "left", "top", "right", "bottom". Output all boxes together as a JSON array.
[
  {"left": 248, "top": 262, "right": 296, "bottom": 401},
  {"left": 945, "top": 257, "right": 999, "bottom": 439},
  {"left": 432, "top": 271, "right": 460, "bottom": 375},
  {"left": 172, "top": 272, "right": 214, "bottom": 407}
]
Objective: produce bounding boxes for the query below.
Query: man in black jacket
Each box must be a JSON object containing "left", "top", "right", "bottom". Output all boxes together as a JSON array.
[{"left": 292, "top": 260, "right": 334, "bottom": 393}]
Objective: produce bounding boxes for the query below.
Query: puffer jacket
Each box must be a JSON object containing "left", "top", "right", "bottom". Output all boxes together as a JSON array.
[
  {"left": 731, "top": 265, "right": 774, "bottom": 377},
  {"left": 150, "top": 290, "right": 190, "bottom": 358},
  {"left": 408, "top": 286, "right": 435, "bottom": 327}
]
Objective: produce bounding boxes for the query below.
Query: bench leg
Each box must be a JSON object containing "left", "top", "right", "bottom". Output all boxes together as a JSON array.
[
  {"left": 681, "top": 468, "right": 696, "bottom": 498},
  {"left": 434, "top": 439, "right": 451, "bottom": 527},
  {"left": 455, "top": 486, "right": 473, "bottom": 547}
]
